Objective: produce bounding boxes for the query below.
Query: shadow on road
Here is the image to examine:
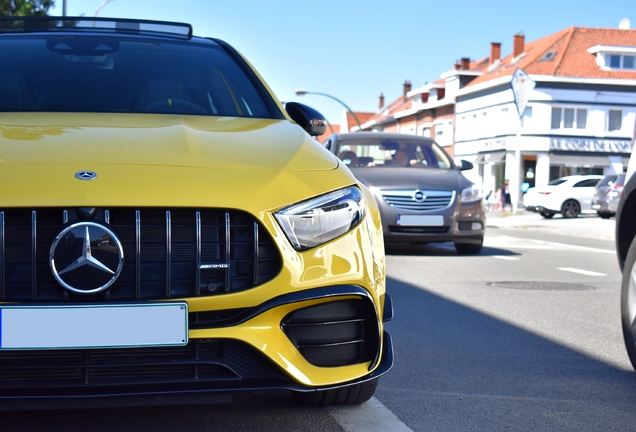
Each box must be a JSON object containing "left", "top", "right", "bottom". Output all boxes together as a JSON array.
[
  {"left": 385, "top": 241, "right": 521, "bottom": 258},
  {"left": 377, "top": 276, "right": 636, "bottom": 431}
]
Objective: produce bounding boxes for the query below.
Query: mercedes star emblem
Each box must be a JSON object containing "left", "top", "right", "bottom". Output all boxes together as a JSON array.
[
  {"left": 75, "top": 170, "right": 97, "bottom": 180},
  {"left": 50, "top": 222, "right": 124, "bottom": 294}
]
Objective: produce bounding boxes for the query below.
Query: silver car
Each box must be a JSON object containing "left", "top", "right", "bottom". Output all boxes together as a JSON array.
[
  {"left": 592, "top": 173, "right": 625, "bottom": 218},
  {"left": 324, "top": 132, "right": 485, "bottom": 254}
]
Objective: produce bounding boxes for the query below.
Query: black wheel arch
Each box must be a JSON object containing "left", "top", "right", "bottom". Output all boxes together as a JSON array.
[{"left": 617, "top": 174, "right": 636, "bottom": 271}]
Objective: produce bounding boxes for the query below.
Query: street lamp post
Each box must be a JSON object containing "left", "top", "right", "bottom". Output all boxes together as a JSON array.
[
  {"left": 295, "top": 89, "right": 362, "bottom": 131},
  {"left": 94, "top": 0, "right": 116, "bottom": 17}
]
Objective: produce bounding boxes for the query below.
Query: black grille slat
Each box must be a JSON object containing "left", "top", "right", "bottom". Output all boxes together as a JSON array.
[{"left": 0, "top": 208, "right": 281, "bottom": 302}]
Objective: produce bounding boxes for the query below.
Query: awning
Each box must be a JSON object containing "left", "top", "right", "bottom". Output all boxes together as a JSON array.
[{"left": 476, "top": 152, "right": 506, "bottom": 164}]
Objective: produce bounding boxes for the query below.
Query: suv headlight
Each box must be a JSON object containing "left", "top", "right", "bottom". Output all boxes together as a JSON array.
[
  {"left": 461, "top": 185, "right": 482, "bottom": 203},
  {"left": 275, "top": 187, "right": 367, "bottom": 251}
]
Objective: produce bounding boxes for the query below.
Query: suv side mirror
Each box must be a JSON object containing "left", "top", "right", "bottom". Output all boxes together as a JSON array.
[
  {"left": 285, "top": 102, "right": 326, "bottom": 137},
  {"left": 458, "top": 160, "right": 474, "bottom": 171}
]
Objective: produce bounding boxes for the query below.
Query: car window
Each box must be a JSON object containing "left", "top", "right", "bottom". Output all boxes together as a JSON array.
[
  {"left": 598, "top": 175, "right": 618, "bottom": 187},
  {"left": 547, "top": 179, "right": 567, "bottom": 186},
  {"left": 573, "top": 179, "right": 599, "bottom": 188},
  {"left": 0, "top": 35, "right": 272, "bottom": 118},
  {"left": 335, "top": 138, "right": 453, "bottom": 169}
]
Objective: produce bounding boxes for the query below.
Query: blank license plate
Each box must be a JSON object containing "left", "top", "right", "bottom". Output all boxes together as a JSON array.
[
  {"left": 0, "top": 303, "right": 188, "bottom": 350},
  {"left": 397, "top": 215, "right": 444, "bottom": 226}
]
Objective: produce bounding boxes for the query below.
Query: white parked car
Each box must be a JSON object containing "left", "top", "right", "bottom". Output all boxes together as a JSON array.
[{"left": 523, "top": 175, "right": 604, "bottom": 218}]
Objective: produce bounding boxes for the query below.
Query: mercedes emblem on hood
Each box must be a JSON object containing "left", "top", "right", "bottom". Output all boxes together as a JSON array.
[{"left": 75, "top": 171, "right": 97, "bottom": 180}]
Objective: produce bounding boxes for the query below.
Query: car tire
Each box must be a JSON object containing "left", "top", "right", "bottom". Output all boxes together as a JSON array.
[
  {"left": 539, "top": 211, "right": 555, "bottom": 219},
  {"left": 598, "top": 211, "right": 612, "bottom": 219},
  {"left": 621, "top": 235, "right": 636, "bottom": 371},
  {"left": 561, "top": 200, "right": 581, "bottom": 218},
  {"left": 454, "top": 242, "right": 483, "bottom": 254},
  {"left": 293, "top": 378, "right": 378, "bottom": 406}
]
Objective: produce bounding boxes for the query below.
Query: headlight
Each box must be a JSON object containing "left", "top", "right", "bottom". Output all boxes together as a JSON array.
[
  {"left": 275, "top": 187, "right": 367, "bottom": 251},
  {"left": 461, "top": 185, "right": 482, "bottom": 203}
]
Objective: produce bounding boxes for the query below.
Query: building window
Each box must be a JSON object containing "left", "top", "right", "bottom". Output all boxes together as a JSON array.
[
  {"left": 551, "top": 107, "right": 587, "bottom": 130},
  {"left": 608, "top": 54, "right": 636, "bottom": 70},
  {"left": 609, "top": 110, "right": 622, "bottom": 132}
]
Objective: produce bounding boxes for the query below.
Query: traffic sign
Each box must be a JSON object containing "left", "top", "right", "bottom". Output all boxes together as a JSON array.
[{"left": 510, "top": 68, "right": 536, "bottom": 118}]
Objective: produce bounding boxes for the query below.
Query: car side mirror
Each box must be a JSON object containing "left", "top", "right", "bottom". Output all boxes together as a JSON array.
[
  {"left": 458, "top": 160, "right": 473, "bottom": 171},
  {"left": 285, "top": 102, "right": 327, "bottom": 137}
]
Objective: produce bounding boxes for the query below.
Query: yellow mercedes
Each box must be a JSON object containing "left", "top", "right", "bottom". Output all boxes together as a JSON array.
[{"left": 0, "top": 17, "right": 392, "bottom": 409}]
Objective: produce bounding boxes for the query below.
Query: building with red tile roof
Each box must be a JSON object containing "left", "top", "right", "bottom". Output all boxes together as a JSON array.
[{"left": 454, "top": 26, "right": 636, "bottom": 210}]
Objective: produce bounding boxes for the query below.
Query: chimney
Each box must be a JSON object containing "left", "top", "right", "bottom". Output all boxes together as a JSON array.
[
  {"left": 378, "top": 93, "right": 384, "bottom": 110},
  {"left": 454, "top": 62, "right": 461, "bottom": 70},
  {"left": 460, "top": 57, "right": 470, "bottom": 70},
  {"left": 403, "top": 80, "right": 411, "bottom": 98},
  {"left": 513, "top": 33, "right": 525, "bottom": 57},
  {"left": 490, "top": 42, "right": 501, "bottom": 64}
]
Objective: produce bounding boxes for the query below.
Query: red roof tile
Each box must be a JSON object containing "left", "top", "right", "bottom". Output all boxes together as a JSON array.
[{"left": 467, "top": 27, "right": 636, "bottom": 88}]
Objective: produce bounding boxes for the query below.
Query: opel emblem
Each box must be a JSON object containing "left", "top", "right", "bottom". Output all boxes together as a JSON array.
[
  {"left": 50, "top": 222, "right": 124, "bottom": 294},
  {"left": 75, "top": 171, "right": 97, "bottom": 181},
  {"left": 413, "top": 190, "right": 426, "bottom": 202}
]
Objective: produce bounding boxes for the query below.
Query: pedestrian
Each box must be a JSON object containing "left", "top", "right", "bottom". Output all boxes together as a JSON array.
[{"left": 499, "top": 180, "right": 509, "bottom": 212}]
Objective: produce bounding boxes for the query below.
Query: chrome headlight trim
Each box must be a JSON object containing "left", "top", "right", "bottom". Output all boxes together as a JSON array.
[{"left": 275, "top": 187, "right": 367, "bottom": 251}]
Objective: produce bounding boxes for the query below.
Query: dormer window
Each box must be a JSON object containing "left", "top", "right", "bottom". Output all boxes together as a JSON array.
[
  {"left": 588, "top": 45, "right": 636, "bottom": 70},
  {"left": 609, "top": 54, "right": 635, "bottom": 69}
]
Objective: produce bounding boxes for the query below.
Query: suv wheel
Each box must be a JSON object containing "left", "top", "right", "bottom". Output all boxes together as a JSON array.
[
  {"left": 539, "top": 211, "right": 555, "bottom": 219},
  {"left": 597, "top": 211, "right": 612, "bottom": 219},
  {"left": 561, "top": 200, "right": 581, "bottom": 218},
  {"left": 621, "top": 236, "right": 636, "bottom": 371},
  {"left": 454, "top": 242, "right": 483, "bottom": 254},
  {"left": 293, "top": 378, "right": 378, "bottom": 406}
]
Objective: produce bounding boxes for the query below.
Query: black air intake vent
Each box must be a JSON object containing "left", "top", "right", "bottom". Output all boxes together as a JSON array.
[{"left": 281, "top": 299, "right": 379, "bottom": 367}]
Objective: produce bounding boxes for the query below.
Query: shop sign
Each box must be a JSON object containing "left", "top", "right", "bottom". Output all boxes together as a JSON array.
[{"left": 550, "top": 138, "right": 631, "bottom": 153}]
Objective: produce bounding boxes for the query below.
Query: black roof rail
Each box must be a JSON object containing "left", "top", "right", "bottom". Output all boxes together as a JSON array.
[{"left": 0, "top": 16, "right": 192, "bottom": 40}]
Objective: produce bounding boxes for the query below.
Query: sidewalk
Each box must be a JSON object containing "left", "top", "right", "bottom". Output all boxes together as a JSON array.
[{"left": 485, "top": 208, "right": 616, "bottom": 241}]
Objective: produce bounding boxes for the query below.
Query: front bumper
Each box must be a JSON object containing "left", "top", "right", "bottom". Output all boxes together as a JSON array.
[
  {"left": 380, "top": 199, "right": 486, "bottom": 244},
  {"left": 0, "top": 286, "right": 393, "bottom": 409}
]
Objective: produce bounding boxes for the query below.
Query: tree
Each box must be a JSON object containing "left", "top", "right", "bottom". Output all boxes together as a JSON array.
[{"left": 1, "top": 0, "right": 55, "bottom": 16}]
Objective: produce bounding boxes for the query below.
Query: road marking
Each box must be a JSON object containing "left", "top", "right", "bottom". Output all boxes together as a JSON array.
[
  {"left": 493, "top": 255, "right": 520, "bottom": 261},
  {"left": 328, "top": 396, "right": 413, "bottom": 432},
  {"left": 484, "top": 235, "right": 614, "bottom": 254},
  {"left": 558, "top": 267, "right": 607, "bottom": 277}
]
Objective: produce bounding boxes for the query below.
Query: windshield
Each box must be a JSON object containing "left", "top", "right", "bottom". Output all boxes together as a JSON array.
[
  {"left": 0, "top": 35, "right": 273, "bottom": 117},
  {"left": 335, "top": 138, "right": 453, "bottom": 169}
]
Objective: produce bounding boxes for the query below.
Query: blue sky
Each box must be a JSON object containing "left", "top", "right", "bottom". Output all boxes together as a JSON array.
[{"left": 50, "top": 0, "right": 635, "bottom": 124}]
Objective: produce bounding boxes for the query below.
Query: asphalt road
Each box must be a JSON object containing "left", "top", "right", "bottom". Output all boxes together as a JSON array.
[{"left": 377, "top": 212, "right": 633, "bottom": 431}]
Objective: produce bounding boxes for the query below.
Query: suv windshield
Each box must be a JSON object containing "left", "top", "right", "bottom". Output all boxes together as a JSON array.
[
  {"left": 336, "top": 138, "right": 453, "bottom": 169},
  {"left": 0, "top": 35, "right": 273, "bottom": 117}
]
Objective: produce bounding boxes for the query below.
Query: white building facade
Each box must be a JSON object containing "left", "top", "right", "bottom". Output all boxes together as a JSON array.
[{"left": 452, "top": 28, "right": 636, "bottom": 207}]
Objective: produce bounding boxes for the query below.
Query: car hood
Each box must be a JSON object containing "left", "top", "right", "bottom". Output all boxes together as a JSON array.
[
  {"left": 0, "top": 113, "right": 337, "bottom": 171},
  {"left": 0, "top": 113, "right": 353, "bottom": 210},
  {"left": 350, "top": 167, "right": 471, "bottom": 191}
]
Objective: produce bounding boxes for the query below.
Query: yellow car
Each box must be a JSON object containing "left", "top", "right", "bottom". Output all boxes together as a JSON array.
[{"left": 0, "top": 17, "right": 392, "bottom": 409}]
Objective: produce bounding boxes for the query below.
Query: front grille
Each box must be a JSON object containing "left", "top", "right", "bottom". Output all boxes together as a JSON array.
[
  {"left": 388, "top": 226, "right": 450, "bottom": 234},
  {"left": 0, "top": 208, "right": 282, "bottom": 302},
  {"left": 0, "top": 339, "right": 288, "bottom": 396},
  {"left": 381, "top": 190, "right": 455, "bottom": 211}
]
